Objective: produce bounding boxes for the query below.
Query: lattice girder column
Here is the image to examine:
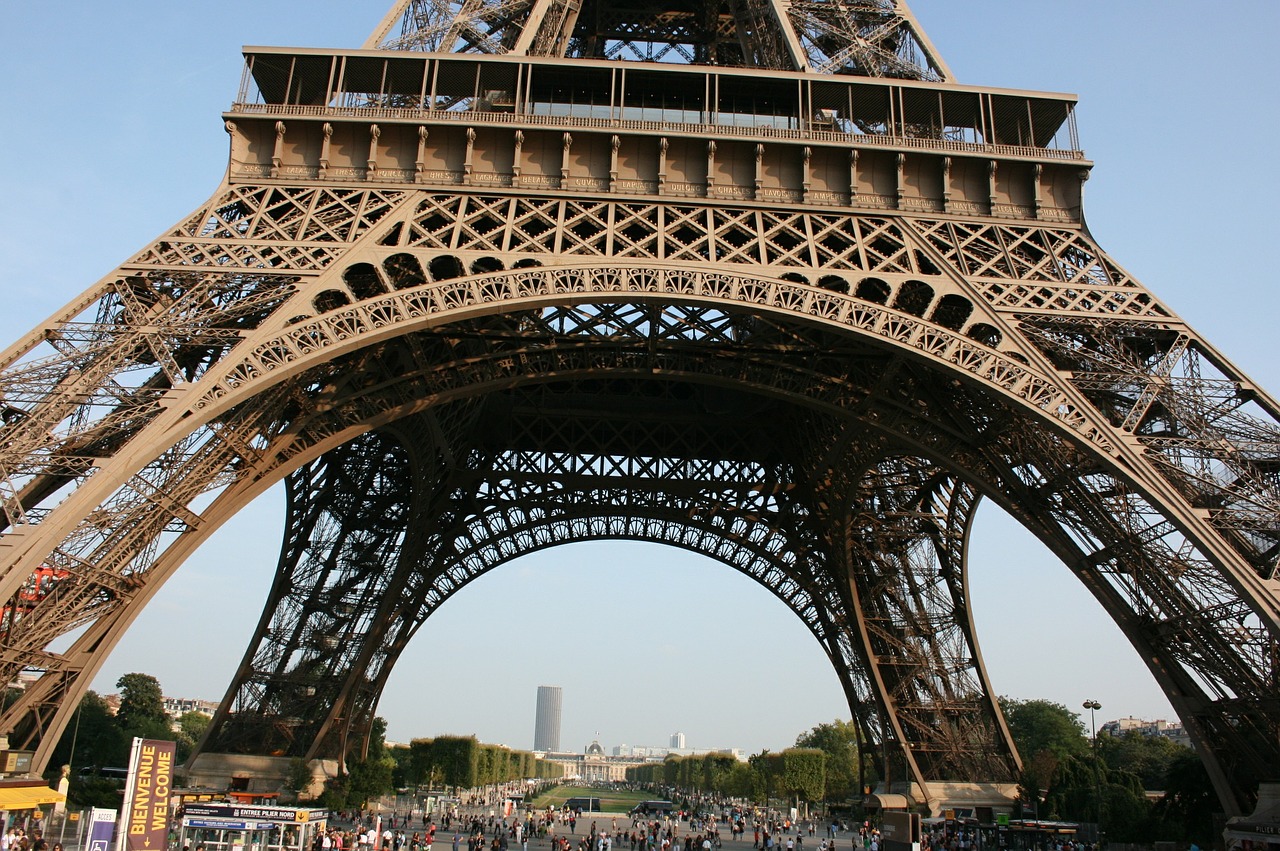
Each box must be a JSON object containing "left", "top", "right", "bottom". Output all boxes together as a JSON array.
[
  {"left": 196, "top": 392, "right": 492, "bottom": 762},
  {"left": 367, "top": 0, "right": 951, "bottom": 79},
  {"left": 198, "top": 428, "right": 421, "bottom": 760},
  {"left": 830, "top": 454, "right": 1020, "bottom": 786}
]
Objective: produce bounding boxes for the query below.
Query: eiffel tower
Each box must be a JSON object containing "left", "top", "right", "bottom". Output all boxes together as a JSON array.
[{"left": 1, "top": 0, "right": 1278, "bottom": 817}]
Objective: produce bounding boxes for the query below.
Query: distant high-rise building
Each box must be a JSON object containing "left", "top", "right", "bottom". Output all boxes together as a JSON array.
[
  {"left": 670, "top": 731, "right": 686, "bottom": 749},
  {"left": 534, "top": 686, "right": 563, "bottom": 752}
]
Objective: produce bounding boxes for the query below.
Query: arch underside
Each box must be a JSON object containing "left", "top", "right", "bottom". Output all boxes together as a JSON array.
[
  {"left": 0, "top": 186, "right": 1276, "bottom": 813},
  {"left": 183, "top": 319, "right": 1277, "bottom": 802},
  {"left": 197, "top": 378, "right": 1017, "bottom": 787}
]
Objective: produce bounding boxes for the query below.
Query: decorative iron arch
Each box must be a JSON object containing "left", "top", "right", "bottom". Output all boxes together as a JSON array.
[
  {"left": 5, "top": 0, "right": 1280, "bottom": 821},
  {"left": 190, "top": 391, "right": 1020, "bottom": 789},
  {"left": 1, "top": 252, "right": 1277, "bottom": 812},
  {"left": 0, "top": 163, "right": 1269, "bottom": 819}
]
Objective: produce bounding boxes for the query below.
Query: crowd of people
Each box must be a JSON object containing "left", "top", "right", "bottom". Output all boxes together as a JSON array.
[
  {"left": 0, "top": 828, "right": 59, "bottom": 851},
  {"left": 323, "top": 794, "right": 872, "bottom": 851},
  {"left": 314, "top": 788, "right": 1104, "bottom": 851}
]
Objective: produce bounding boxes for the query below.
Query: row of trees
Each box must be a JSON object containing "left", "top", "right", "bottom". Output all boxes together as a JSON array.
[
  {"left": 38, "top": 673, "right": 558, "bottom": 811},
  {"left": 1000, "top": 698, "right": 1215, "bottom": 845},
  {"left": 628, "top": 752, "right": 743, "bottom": 790},
  {"left": 750, "top": 750, "right": 826, "bottom": 806},
  {"left": 391, "top": 735, "right": 563, "bottom": 790},
  {"left": 627, "top": 703, "right": 1214, "bottom": 846},
  {"left": 626, "top": 748, "right": 826, "bottom": 808},
  {"left": 772, "top": 702, "right": 1215, "bottom": 845},
  {"left": 310, "top": 730, "right": 566, "bottom": 810}
]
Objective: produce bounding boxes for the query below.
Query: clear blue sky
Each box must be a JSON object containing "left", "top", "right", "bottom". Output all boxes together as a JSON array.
[{"left": 1, "top": 2, "right": 1277, "bottom": 756}]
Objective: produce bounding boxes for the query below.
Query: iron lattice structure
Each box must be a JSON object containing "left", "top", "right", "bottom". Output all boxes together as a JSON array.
[{"left": 0, "top": 0, "right": 1278, "bottom": 816}]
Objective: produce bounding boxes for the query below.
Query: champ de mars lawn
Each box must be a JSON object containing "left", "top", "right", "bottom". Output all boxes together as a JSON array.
[{"left": 529, "top": 786, "right": 654, "bottom": 813}]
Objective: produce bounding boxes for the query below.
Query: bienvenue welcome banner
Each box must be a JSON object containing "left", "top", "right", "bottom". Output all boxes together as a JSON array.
[{"left": 118, "top": 739, "right": 176, "bottom": 851}]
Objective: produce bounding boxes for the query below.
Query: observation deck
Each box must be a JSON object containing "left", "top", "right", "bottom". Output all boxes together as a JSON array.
[{"left": 225, "top": 47, "right": 1089, "bottom": 221}]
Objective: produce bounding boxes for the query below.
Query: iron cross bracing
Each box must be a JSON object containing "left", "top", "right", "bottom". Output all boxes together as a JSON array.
[{"left": 0, "top": 0, "right": 1277, "bottom": 817}]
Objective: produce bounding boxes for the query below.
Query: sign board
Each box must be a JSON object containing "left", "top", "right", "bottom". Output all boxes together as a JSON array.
[
  {"left": 0, "top": 751, "right": 34, "bottom": 773},
  {"left": 119, "top": 738, "right": 176, "bottom": 851},
  {"left": 69, "top": 813, "right": 81, "bottom": 822},
  {"left": 184, "top": 804, "right": 325, "bottom": 824},
  {"left": 880, "top": 811, "right": 920, "bottom": 851},
  {"left": 1228, "top": 823, "right": 1280, "bottom": 837},
  {"left": 185, "top": 819, "right": 280, "bottom": 831},
  {"left": 89, "top": 808, "right": 119, "bottom": 851}
]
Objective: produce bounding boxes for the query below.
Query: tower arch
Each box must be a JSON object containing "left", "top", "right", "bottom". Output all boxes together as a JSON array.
[{"left": 0, "top": 0, "right": 1277, "bottom": 820}]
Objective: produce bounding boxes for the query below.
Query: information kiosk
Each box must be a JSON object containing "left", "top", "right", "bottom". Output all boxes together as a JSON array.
[{"left": 179, "top": 803, "right": 328, "bottom": 851}]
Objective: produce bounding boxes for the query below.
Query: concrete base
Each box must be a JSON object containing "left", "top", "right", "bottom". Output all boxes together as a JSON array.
[
  {"left": 1225, "top": 782, "right": 1280, "bottom": 850},
  {"left": 184, "top": 753, "right": 341, "bottom": 800},
  {"left": 872, "top": 781, "right": 1019, "bottom": 818}
]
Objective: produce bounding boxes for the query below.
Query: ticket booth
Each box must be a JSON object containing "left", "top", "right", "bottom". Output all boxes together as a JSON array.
[
  {"left": 0, "top": 780, "right": 66, "bottom": 834},
  {"left": 179, "top": 803, "right": 328, "bottom": 851}
]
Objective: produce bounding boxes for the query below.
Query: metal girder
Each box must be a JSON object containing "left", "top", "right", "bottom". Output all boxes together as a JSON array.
[
  {"left": 783, "top": 0, "right": 949, "bottom": 80},
  {"left": 366, "top": 0, "right": 949, "bottom": 79},
  {"left": 0, "top": 0, "right": 1278, "bottom": 816},
  {"left": 367, "top": 0, "right": 536, "bottom": 53},
  {"left": 838, "top": 456, "right": 1018, "bottom": 781},
  {"left": 198, "top": 387, "right": 1020, "bottom": 789},
  {"left": 196, "top": 430, "right": 419, "bottom": 760},
  {"left": 1, "top": 211, "right": 1277, "bottom": 810}
]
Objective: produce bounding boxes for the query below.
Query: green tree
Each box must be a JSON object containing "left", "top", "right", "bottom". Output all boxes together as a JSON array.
[
  {"left": 432, "top": 735, "right": 480, "bottom": 788},
  {"left": 1098, "top": 731, "right": 1182, "bottom": 790},
  {"left": 72, "top": 777, "right": 131, "bottom": 809},
  {"left": 408, "top": 739, "right": 441, "bottom": 789},
  {"left": 722, "top": 762, "right": 757, "bottom": 798},
  {"left": 1034, "top": 749, "right": 1154, "bottom": 840},
  {"left": 700, "top": 753, "right": 738, "bottom": 792},
  {"left": 778, "top": 748, "right": 826, "bottom": 809},
  {"left": 286, "top": 758, "right": 315, "bottom": 796},
  {"left": 319, "top": 774, "right": 350, "bottom": 810},
  {"left": 346, "top": 717, "right": 395, "bottom": 806},
  {"left": 48, "top": 691, "right": 129, "bottom": 771},
  {"left": 999, "top": 698, "right": 1087, "bottom": 814},
  {"left": 1001, "top": 698, "right": 1088, "bottom": 760},
  {"left": 389, "top": 743, "right": 414, "bottom": 789},
  {"left": 1149, "top": 749, "right": 1216, "bottom": 844},
  {"left": 347, "top": 756, "right": 395, "bottom": 807},
  {"left": 662, "top": 754, "right": 680, "bottom": 787},
  {"left": 748, "top": 751, "right": 774, "bottom": 803},
  {"left": 1098, "top": 774, "right": 1155, "bottom": 843},
  {"left": 1041, "top": 752, "right": 1098, "bottom": 821},
  {"left": 795, "top": 720, "right": 861, "bottom": 803},
  {"left": 175, "top": 711, "right": 211, "bottom": 762},
  {"left": 115, "top": 673, "right": 170, "bottom": 738}
]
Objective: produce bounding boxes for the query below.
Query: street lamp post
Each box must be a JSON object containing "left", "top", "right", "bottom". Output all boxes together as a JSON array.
[{"left": 1082, "top": 700, "right": 1103, "bottom": 845}]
